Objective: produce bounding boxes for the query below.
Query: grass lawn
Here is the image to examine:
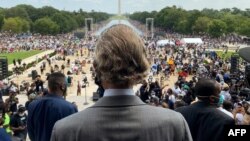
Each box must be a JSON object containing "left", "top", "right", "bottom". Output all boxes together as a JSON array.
[
  {"left": 216, "top": 51, "right": 236, "bottom": 60},
  {"left": 0, "top": 50, "right": 44, "bottom": 65}
]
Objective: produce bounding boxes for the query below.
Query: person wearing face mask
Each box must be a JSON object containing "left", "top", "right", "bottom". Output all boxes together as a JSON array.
[
  {"left": 176, "top": 79, "right": 235, "bottom": 141},
  {"left": 10, "top": 105, "right": 27, "bottom": 141},
  {"left": 217, "top": 96, "right": 234, "bottom": 119},
  {"left": 27, "top": 72, "right": 78, "bottom": 141},
  {"left": 0, "top": 101, "right": 11, "bottom": 141}
]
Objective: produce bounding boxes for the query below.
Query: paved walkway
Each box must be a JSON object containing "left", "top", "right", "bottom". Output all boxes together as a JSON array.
[
  {"left": 8, "top": 50, "right": 55, "bottom": 71},
  {"left": 3, "top": 50, "right": 96, "bottom": 111}
]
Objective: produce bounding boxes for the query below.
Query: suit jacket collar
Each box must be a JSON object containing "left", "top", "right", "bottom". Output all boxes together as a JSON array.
[
  {"left": 91, "top": 95, "right": 146, "bottom": 107},
  {"left": 191, "top": 101, "right": 217, "bottom": 108}
]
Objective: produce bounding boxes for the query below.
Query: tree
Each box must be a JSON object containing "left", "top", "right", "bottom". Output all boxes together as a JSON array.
[
  {"left": 38, "top": 6, "right": 59, "bottom": 18},
  {"left": 2, "top": 17, "right": 30, "bottom": 33},
  {"left": 186, "top": 10, "right": 203, "bottom": 33},
  {"left": 237, "top": 19, "right": 250, "bottom": 36},
  {"left": 0, "top": 13, "right": 4, "bottom": 30},
  {"left": 2, "top": 18, "right": 21, "bottom": 33},
  {"left": 33, "top": 17, "right": 59, "bottom": 35},
  {"left": 208, "top": 19, "right": 227, "bottom": 38},
  {"left": 192, "top": 17, "right": 211, "bottom": 34},
  {"left": 222, "top": 14, "right": 238, "bottom": 33},
  {"left": 16, "top": 4, "right": 38, "bottom": 21},
  {"left": 176, "top": 19, "right": 189, "bottom": 34},
  {"left": 20, "top": 18, "right": 30, "bottom": 32},
  {"left": 0, "top": 5, "right": 110, "bottom": 34},
  {"left": 74, "top": 14, "right": 85, "bottom": 27},
  {"left": 64, "top": 13, "right": 78, "bottom": 31},
  {"left": 51, "top": 13, "right": 69, "bottom": 33},
  {"left": 4, "top": 6, "right": 30, "bottom": 20}
]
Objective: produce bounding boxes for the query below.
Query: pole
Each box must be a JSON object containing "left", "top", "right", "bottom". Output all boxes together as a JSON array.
[
  {"left": 118, "top": 0, "right": 121, "bottom": 24},
  {"left": 83, "top": 83, "right": 89, "bottom": 105}
]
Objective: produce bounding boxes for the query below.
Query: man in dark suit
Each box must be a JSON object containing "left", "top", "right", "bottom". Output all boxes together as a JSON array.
[
  {"left": 51, "top": 25, "right": 192, "bottom": 141},
  {"left": 176, "top": 79, "right": 235, "bottom": 141},
  {"left": 27, "top": 72, "right": 77, "bottom": 141}
]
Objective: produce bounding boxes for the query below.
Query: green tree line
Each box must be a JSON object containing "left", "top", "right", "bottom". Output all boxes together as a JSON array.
[
  {"left": 0, "top": 5, "right": 110, "bottom": 35},
  {"left": 130, "top": 6, "right": 250, "bottom": 37}
]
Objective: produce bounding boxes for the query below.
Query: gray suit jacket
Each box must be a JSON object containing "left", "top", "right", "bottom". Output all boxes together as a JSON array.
[{"left": 51, "top": 95, "right": 192, "bottom": 141}]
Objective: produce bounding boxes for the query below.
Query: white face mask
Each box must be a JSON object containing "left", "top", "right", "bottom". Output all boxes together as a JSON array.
[{"left": 19, "top": 113, "right": 25, "bottom": 117}]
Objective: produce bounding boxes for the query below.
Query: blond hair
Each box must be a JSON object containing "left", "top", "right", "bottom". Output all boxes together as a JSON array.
[{"left": 94, "top": 24, "right": 149, "bottom": 86}]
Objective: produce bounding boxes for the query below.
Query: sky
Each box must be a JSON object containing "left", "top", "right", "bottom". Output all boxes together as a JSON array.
[{"left": 0, "top": 0, "right": 249, "bottom": 14}]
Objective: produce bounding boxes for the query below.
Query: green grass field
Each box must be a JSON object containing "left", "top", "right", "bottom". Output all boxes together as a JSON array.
[
  {"left": 216, "top": 51, "right": 235, "bottom": 60},
  {"left": 0, "top": 50, "right": 44, "bottom": 65}
]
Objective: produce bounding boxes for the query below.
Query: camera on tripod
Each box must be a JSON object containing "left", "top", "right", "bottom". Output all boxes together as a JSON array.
[{"left": 82, "top": 76, "right": 89, "bottom": 88}]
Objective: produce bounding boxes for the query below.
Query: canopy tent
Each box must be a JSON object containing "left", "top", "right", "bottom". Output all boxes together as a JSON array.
[
  {"left": 156, "top": 39, "right": 175, "bottom": 47},
  {"left": 180, "top": 38, "right": 203, "bottom": 45}
]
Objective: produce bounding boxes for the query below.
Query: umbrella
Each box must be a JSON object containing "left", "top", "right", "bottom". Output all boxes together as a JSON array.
[{"left": 239, "top": 46, "right": 250, "bottom": 63}]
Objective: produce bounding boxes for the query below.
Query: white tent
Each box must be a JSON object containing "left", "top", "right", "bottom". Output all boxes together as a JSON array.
[
  {"left": 157, "top": 39, "right": 175, "bottom": 47},
  {"left": 180, "top": 38, "right": 203, "bottom": 44}
]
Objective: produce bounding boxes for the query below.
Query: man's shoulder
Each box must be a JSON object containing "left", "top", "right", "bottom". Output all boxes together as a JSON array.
[
  {"left": 53, "top": 109, "right": 87, "bottom": 131},
  {"left": 29, "top": 96, "right": 75, "bottom": 110},
  {"left": 175, "top": 105, "right": 192, "bottom": 113},
  {"left": 54, "top": 106, "right": 186, "bottom": 132},
  {"left": 215, "top": 109, "right": 235, "bottom": 122},
  {"left": 141, "top": 105, "right": 186, "bottom": 124}
]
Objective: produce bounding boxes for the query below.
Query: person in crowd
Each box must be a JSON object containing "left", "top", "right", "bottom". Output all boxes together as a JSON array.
[
  {"left": 222, "top": 100, "right": 234, "bottom": 118},
  {"left": 5, "top": 91, "right": 19, "bottom": 115},
  {"left": 40, "top": 65, "right": 44, "bottom": 75},
  {"left": 168, "top": 89, "right": 176, "bottom": 109},
  {"left": 217, "top": 96, "right": 234, "bottom": 119},
  {"left": 13, "top": 59, "right": 16, "bottom": 66},
  {"left": 10, "top": 105, "right": 27, "bottom": 141},
  {"left": 234, "top": 102, "right": 245, "bottom": 125},
  {"left": 67, "top": 75, "right": 72, "bottom": 87},
  {"left": 61, "top": 64, "right": 65, "bottom": 73},
  {"left": 176, "top": 79, "right": 235, "bottom": 141},
  {"left": 172, "top": 82, "right": 181, "bottom": 95},
  {"left": 243, "top": 104, "right": 250, "bottom": 125},
  {"left": 17, "top": 59, "right": 22, "bottom": 65},
  {"left": 51, "top": 25, "right": 192, "bottom": 141},
  {"left": 77, "top": 81, "right": 81, "bottom": 96},
  {"left": 0, "top": 101, "right": 11, "bottom": 141},
  {"left": 139, "top": 80, "right": 150, "bottom": 102},
  {"left": 27, "top": 72, "right": 78, "bottom": 141},
  {"left": 220, "top": 83, "right": 231, "bottom": 101},
  {"left": 174, "top": 100, "right": 187, "bottom": 109},
  {"left": 35, "top": 75, "right": 44, "bottom": 92},
  {"left": 25, "top": 94, "right": 36, "bottom": 110}
]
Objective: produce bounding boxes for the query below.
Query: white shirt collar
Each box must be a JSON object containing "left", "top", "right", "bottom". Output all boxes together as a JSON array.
[{"left": 103, "top": 89, "right": 134, "bottom": 97}]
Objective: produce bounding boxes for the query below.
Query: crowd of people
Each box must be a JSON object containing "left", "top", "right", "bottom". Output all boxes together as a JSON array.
[
  {"left": 0, "top": 23, "right": 250, "bottom": 141},
  {"left": 138, "top": 31, "right": 250, "bottom": 125},
  {"left": 0, "top": 32, "right": 95, "bottom": 53}
]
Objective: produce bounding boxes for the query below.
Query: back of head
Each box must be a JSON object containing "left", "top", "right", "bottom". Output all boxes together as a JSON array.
[
  {"left": 223, "top": 100, "right": 233, "bottom": 111},
  {"left": 195, "top": 79, "right": 220, "bottom": 98},
  {"left": 48, "top": 72, "right": 66, "bottom": 94},
  {"left": 94, "top": 24, "right": 149, "bottom": 87}
]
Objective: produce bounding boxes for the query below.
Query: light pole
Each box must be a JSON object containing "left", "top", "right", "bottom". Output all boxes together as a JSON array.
[
  {"left": 85, "top": 18, "right": 94, "bottom": 40},
  {"left": 83, "top": 76, "right": 89, "bottom": 105},
  {"left": 146, "top": 18, "right": 154, "bottom": 40},
  {"left": 118, "top": 0, "right": 121, "bottom": 23}
]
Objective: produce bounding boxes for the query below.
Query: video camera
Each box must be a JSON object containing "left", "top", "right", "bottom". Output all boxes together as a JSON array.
[{"left": 82, "top": 76, "right": 89, "bottom": 88}]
